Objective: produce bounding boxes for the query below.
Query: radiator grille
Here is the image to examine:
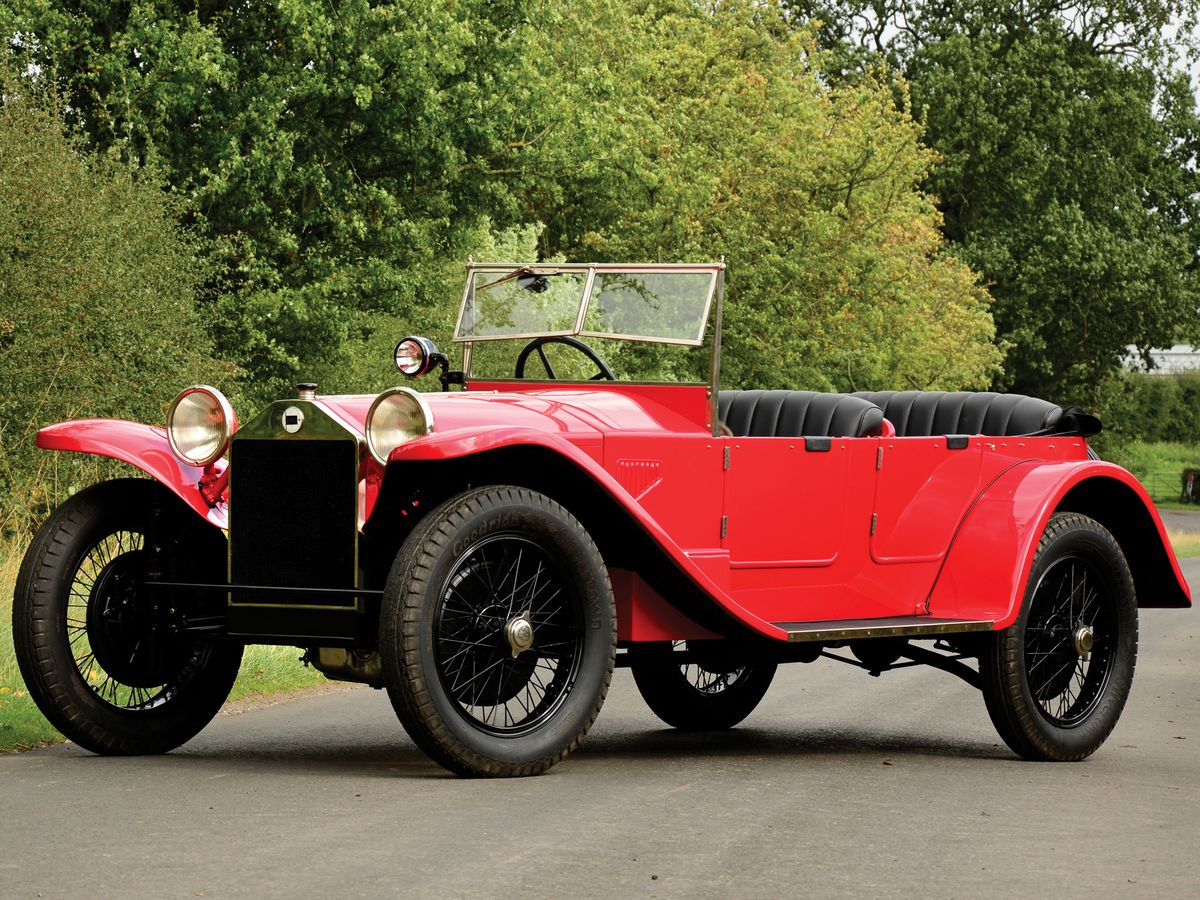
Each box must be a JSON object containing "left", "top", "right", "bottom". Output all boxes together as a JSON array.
[{"left": 230, "top": 439, "right": 358, "bottom": 605}]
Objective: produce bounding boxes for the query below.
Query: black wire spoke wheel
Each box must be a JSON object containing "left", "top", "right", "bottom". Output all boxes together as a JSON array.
[
  {"left": 67, "top": 529, "right": 206, "bottom": 711},
  {"left": 435, "top": 534, "right": 584, "bottom": 735},
  {"left": 381, "top": 486, "right": 616, "bottom": 777},
  {"left": 631, "top": 640, "right": 777, "bottom": 731},
  {"left": 678, "top": 644, "right": 749, "bottom": 694},
  {"left": 981, "top": 512, "right": 1138, "bottom": 762},
  {"left": 1023, "top": 554, "right": 1115, "bottom": 727},
  {"left": 13, "top": 479, "right": 243, "bottom": 755}
]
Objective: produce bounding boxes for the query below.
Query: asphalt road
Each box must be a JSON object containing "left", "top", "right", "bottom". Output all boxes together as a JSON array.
[
  {"left": 2, "top": 569, "right": 1197, "bottom": 899},
  {"left": 1157, "top": 507, "right": 1200, "bottom": 534}
]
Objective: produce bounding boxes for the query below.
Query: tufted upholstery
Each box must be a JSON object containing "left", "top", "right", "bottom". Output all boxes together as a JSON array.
[
  {"left": 850, "top": 391, "right": 1063, "bottom": 437},
  {"left": 718, "top": 390, "right": 885, "bottom": 438}
]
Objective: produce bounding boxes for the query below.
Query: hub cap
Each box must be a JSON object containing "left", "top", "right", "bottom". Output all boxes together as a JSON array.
[
  {"left": 1072, "top": 623, "right": 1094, "bottom": 659},
  {"left": 67, "top": 530, "right": 204, "bottom": 710},
  {"left": 505, "top": 612, "right": 535, "bottom": 658}
]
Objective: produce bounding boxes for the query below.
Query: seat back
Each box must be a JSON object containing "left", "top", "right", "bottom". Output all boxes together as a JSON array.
[
  {"left": 850, "top": 391, "right": 1062, "bottom": 437},
  {"left": 718, "top": 390, "right": 885, "bottom": 438}
]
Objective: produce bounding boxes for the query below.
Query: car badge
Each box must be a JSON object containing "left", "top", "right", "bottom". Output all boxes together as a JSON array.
[{"left": 282, "top": 406, "right": 304, "bottom": 434}]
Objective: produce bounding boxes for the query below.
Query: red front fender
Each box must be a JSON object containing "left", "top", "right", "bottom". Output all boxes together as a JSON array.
[
  {"left": 36, "top": 419, "right": 225, "bottom": 528},
  {"left": 387, "top": 426, "right": 790, "bottom": 641},
  {"left": 928, "top": 460, "right": 1190, "bottom": 628}
]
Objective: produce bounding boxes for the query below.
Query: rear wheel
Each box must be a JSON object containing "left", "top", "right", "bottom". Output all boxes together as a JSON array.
[
  {"left": 380, "top": 486, "right": 616, "bottom": 777},
  {"left": 12, "top": 479, "right": 243, "bottom": 754},
  {"left": 980, "top": 512, "right": 1137, "bottom": 761},
  {"left": 631, "top": 642, "right": 776, "bottom": 730}
]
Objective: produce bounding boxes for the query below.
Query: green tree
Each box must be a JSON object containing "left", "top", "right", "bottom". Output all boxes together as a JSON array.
[
  {"left": 1, "top": 0, "right": 569, "bottom": 401},
  {"left": 785, "top": 1, "right": 1200, "bottom": 403},
  {"left": 532, "top": 0, "right": 1002, "bottom": 391},
  {"left": 3, "top": 0, "right": 1005, "bottom": 397},
  {"left": 912, "top": 29, "right": 1199, "bottom": 399},
  {"left": 0, "top": 75, "right": 221, "bottom": 521}
]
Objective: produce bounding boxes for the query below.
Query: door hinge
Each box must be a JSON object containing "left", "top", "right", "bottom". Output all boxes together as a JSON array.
[
  {"left": 720, "top": 515, "right": 728, "bottom": 539},
  {"left": 870, "top": 513, "right": 878, "bottom": 536},
  {"left": 723, "top": 445, "right": 731, "bottom": 470},
  {"left": 876, "top": 446, "right": 884, "bottom": 470}
]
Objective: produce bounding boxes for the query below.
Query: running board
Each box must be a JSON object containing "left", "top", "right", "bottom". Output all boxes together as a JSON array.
[{"left": 772, "top": 617, "right": 994, "bottom": 643}]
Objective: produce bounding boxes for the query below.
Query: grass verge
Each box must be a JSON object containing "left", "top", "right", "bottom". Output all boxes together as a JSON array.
[
  {"left": 1164, "top": 529, "right": 1200, "bottom": 559},
  {"left": 1, "top": 535, "right": 324, "bottom": 753}
]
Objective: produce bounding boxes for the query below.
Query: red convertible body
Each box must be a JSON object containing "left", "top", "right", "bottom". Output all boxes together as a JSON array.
[{"left": 14, "top": 262, "right": 1190, "bottom": 776}]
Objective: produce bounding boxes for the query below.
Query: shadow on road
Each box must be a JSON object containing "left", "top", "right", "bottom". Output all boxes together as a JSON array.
[
  {"left": 579, "top": 724, "right": 1011, "bottom": 763},
  {"left": 35, "top": 721, "right": 1012, "bottom": 780}
]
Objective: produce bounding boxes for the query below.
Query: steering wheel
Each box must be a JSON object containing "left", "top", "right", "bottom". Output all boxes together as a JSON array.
[{"left": 514, "top": 336, "right": 617, "bottom": 381}]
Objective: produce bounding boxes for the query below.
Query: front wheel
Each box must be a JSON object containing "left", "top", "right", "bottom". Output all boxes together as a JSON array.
[
  {"left": 980, "top": 512, "right": 1138, "bottom": 761},
  {"left": 630, "top": 642, "right": 776, "bottom": 730},
  {"left": 380, "top": 486, "right": 616, "bottom": 777},
  {"left": 12, "top": 479, "right": 243, "bottom": 754}
]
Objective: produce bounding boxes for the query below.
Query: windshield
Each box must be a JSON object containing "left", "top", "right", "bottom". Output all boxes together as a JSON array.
[{"left": 454, "top": 264, "right": 719, "bottom": 347}]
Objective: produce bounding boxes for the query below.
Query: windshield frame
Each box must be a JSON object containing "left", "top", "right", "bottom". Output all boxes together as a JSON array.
[
  {"left": 452, "top": 262, "right": 721, "bottom": 346},
  {"left": 455, "top": 260, "right": 727, "bottom": 437}
]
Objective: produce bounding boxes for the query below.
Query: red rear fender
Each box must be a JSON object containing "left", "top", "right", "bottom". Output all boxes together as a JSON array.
[
  {"left": 36, "top": 419, "right": 225, "bottom": 528},
  {"left": 928, "top": 461, "right": 1190, "bottom": 628}
]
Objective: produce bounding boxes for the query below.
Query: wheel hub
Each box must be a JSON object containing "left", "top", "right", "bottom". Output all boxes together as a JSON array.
[
  {"left": 1073, "top": 623, "right": 1094, "bottom": 659},
  {"left": 505, "top": 611, "right": 534, "bottom": 658}
]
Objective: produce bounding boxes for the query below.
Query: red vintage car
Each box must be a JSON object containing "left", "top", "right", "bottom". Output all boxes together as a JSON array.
[{"left": 12, "top": 262, "right": 1191, "bottom": 776}]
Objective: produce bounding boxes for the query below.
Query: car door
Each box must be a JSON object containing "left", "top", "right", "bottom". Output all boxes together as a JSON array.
[{"left": 720, "top": 435, "right": 896, "bottom": 622}]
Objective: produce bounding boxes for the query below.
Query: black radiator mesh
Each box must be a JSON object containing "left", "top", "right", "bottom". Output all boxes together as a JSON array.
[{"left": 230, "top": 439, "right": 358, "bottom": 605}]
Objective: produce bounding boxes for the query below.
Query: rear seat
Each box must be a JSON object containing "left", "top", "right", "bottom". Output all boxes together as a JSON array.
[
  {"left": 718, "top": 390, "right": 885, "bottom": 438},
  {"left": 850, "top": 391, "right": 1062, "bottom": 437}
]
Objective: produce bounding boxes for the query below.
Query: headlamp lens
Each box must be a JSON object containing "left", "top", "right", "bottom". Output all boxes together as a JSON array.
[
  {"left": 366, "top": 388, "right": 434, "bottom": 464},
  {"left": 167, "top": 386, "right": 234, "bottom": 467}
]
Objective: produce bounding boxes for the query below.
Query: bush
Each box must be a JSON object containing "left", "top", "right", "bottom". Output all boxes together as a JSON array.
[
  {"left": 0, "top": 73, "right": 226, "bottom": 531},
  {"left": 1094, "top": 371, "right": 1200, "bottom": 448}
]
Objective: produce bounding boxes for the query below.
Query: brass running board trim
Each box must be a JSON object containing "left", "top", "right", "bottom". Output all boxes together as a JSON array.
[{"left": 773, "top": 617, "right": 994, "bottom": 643}]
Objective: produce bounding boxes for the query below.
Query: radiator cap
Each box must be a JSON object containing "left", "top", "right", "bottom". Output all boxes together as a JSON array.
[{"left": 296, "top": 382, "right": 317, "bottom": 401}]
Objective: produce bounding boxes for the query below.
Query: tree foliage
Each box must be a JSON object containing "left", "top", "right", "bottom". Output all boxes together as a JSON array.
[
  {"left": 525, "top": 0, "right": 1002, "bottom": 390},
  {"left": 0, "top": 75, "right": 220, "bottom": 515},
  {"left": 786, "top": 1, "right": 1200, "bottom": 402},
  {"left": 0, "top": 0, "right": 1005, "bottom": 401},
  {"left": 912, "top": 28, "right": 1200, "bottom": 399},
  {"left": 788, "top": 1, "right": 1199, "bottom": 67},
  {"left": 2, "top": 0, "right": 568, "bottom": 400}
]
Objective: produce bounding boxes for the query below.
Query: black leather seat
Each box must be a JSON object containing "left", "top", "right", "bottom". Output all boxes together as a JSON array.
[
  {"left": 718, "top": 390, "right": 885, "bottom": 438},
  {"left": 850, "top": 391, "right": 1063, "bottom": 437}
]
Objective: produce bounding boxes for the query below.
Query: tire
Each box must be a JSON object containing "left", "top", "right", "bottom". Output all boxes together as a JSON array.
[
  {"left": 12, "top": 478, "right": 243, "bottom": 755},
  {"left": 980, "top": 512, "right": 1138, "bottom": 761},
  {"left": 379, "top": 486, "right": 616, "bottom": 777},
  {"left": 630, "top": 642, "right": 776, "bottom": 730}
]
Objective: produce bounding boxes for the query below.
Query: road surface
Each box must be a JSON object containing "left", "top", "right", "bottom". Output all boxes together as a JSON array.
[{"left": 2, "top": 565, "right": 1196, "bottom": 899}]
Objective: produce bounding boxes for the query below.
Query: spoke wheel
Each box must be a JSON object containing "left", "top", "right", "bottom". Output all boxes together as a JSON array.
[
  {"left": 13, "top": 479, "right": 242, "bottom": 755},
  {"left": 981, "top": 512, "right": 1137, "bottom": 761},
  {"left": 71, "top": 533, "right": 203, "bottom": 710},
  {"left": 631, "top": 641, "right": 776, "bottom": 731},
  {"left": 434, "top": 534, "right": 584, "bottom": 735},
  {"left": 1023, "top": 554, "right": 1114, "bottom": 727},
  {"left": 381, "top": 486, "right": 616, "bottom": 777}
]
